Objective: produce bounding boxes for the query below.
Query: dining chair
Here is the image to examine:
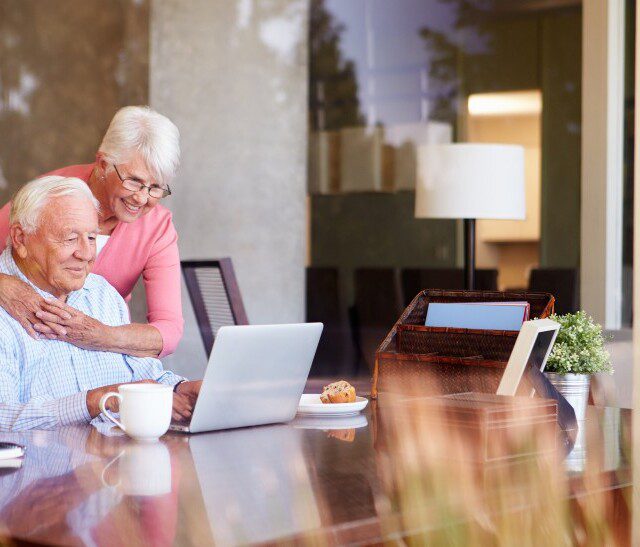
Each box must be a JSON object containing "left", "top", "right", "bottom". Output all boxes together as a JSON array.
[
  {"left": 306, "top": 267, "right": 356, "bottom": 376},
  {"left": 401, "top": 268, "right": 498, "bottom": 305},
  {"left": 181, "top": 259, "right": 249, "bottom": 356},
  {"left": 353, "top": 267, "right": 404, "bottom": 373},
  {"left": 528, "top": 268, "right": 579, "bottom": 315}
]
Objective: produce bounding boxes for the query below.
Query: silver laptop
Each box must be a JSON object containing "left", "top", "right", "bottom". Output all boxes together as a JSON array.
[{"left": 170, "top": 323, "right": 323, "bottom": 433}]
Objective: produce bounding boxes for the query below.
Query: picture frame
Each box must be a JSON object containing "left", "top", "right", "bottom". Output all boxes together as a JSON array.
[{"left": 496, "top": 318, "right": 560, "bottom": 397}]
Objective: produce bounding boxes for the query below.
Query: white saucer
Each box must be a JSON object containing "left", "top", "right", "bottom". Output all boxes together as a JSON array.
[
  {"left": 292, "top": 414, "right": 368, "bottom": 430},
  {"left": 296, "top": 394, "right": 369, "bottom": 417}
]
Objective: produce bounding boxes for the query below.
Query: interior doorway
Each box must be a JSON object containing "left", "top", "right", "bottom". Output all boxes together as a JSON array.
[{"left": 465, "top": 89, "right": 543, "bottom": 290}]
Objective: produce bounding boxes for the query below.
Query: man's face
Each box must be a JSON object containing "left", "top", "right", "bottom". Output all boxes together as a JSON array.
[{"left": 18, "top": 196, "right": 99, "bottom": 298}]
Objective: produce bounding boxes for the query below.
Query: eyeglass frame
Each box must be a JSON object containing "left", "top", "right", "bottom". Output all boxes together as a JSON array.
[{"left": 112, "top": 164, "right": 172, "bottom": 199}]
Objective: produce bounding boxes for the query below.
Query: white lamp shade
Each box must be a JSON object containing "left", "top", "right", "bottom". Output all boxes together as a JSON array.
[{"left": 415, "top": 143, "right": 525, "bottom": 220}]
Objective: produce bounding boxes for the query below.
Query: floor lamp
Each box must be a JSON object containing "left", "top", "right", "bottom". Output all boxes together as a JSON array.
[{"left": 414, "top": 143, "right": 525, "bottom": 290}]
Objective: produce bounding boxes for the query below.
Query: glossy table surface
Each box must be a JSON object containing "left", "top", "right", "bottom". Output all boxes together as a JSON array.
[{"left": 0, "top": 379, "right": 632, "bottom": 546}]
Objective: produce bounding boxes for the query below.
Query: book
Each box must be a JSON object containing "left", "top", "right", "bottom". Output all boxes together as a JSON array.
[{"left": 425, "top": 302, "right": 529, "bottom": 330}]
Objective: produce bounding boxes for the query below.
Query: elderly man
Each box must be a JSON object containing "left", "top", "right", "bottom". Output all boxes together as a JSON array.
[{"left": 0, "top": 176, "right": 200, "bottom": 430}]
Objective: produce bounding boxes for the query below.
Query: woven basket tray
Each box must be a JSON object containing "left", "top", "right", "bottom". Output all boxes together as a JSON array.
[{"left": 372, "top": 289, "right": 555, "bottom": 398}]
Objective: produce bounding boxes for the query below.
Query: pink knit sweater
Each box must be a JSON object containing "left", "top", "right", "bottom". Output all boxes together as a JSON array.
[{"left": 0, "top": 163, "right": 184, "bottom": 357}]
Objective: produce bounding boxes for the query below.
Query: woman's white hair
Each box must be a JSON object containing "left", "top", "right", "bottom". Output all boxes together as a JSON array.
[
  {"left": 98, "top": 106, "right": 181, "bottom": 187},
  {"left": 10, "top": 176, "right": 100, "bottom": 234}
]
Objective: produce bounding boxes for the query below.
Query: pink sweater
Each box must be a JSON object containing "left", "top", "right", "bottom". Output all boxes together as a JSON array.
[{"left": 0, "top": 163, "right": 184, "bottom": 357}]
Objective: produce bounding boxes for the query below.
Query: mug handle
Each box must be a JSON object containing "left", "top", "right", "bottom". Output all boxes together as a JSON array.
[
  {"left": 99, "top": 392, "right": 125, "bottom": 431},
  {"left": 101, "top": 449, "right": 125, "bottom": 488}
]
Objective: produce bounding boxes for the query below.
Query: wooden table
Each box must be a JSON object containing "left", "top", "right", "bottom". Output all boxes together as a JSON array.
[{"left": 0, "top": 382, "right": 632, "bottom": 546}]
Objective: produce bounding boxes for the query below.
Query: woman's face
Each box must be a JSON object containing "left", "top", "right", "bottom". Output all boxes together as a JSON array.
[{"left": 99, "top": 154, "right": 163, "bottom": 223}]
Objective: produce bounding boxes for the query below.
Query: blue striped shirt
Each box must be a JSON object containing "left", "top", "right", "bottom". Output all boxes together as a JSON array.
[{"left": 0, "top": 248, "right": 184, "bottom": 431}]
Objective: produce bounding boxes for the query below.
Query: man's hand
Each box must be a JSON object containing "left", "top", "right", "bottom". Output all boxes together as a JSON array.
[
  {"left": 85, "top": 380, "right": 157, "bottom": 418},
  {"left": 0, "top": 273, "right": 47, "bottom": 339},
  {"left": 172, "top": 381, "right": 202, "bottom": 423},
  {"left": 175, "top": 380, "right": 202, "bottom": 402},
  {"left": 172, "top": 393, "right": 193, "bottom": 423}
]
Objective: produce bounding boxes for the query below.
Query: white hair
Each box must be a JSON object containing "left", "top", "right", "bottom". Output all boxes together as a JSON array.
[
  {"left": 98, "top": 106, "right": 181, "bottom": 187},
  {"left": 10, "top": 176, "right": 100, "bottom": 234}
]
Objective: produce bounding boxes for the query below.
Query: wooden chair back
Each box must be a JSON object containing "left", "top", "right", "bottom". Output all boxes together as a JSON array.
[{"left": 181, "top": 259, "right": 249, "bottom": 356}]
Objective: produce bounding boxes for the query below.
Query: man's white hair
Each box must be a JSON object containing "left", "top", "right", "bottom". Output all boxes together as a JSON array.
[
  {"left": 10, "top": 176, "right": 100, "bottom": 234},
  {"left": 98, "top": 106, "right": 181, "bottom": 187}
]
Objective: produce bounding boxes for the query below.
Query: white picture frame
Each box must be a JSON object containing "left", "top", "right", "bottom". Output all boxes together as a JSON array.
[{"left": 496, "top": 318, "right": 560, "bottom": 397}]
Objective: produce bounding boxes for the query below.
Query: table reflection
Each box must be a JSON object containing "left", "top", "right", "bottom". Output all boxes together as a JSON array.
[
  {"left": 186, "top": 425, "right": 322, "bottom": 544},
  {"left": 0, "top": 402, "right": 631, "bottom": 546},
  {"left": 0, "top": 426, "right": 181, "bottom": 546},
  {"left": 102, "top": 442, "right": 172, "bottom": 496}
]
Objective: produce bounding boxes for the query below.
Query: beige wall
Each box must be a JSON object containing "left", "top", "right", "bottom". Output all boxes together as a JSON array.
[
  {"left": 150, "top": 0, "right": 310, "bottom": 375},
  {"left": 0, "top": 0, "right": 149, "bottom": 200},
  {"left": 581, "top": 0, "right": 625, "bottom": 328},
  {"left": 468, "top": 108, "right": 541, "bottom": 289}
]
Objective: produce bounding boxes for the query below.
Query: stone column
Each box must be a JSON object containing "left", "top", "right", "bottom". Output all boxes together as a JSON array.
[{"left": 150, "top": 0, "right": 309, "bottom": 374}]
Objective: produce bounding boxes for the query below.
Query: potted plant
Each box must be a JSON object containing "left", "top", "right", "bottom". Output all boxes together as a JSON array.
[{"left": 544, "top": 311, "right": 613, "bottom": 420}]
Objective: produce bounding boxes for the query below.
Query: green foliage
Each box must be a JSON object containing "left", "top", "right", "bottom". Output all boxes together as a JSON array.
[{"left": 545, "top": 311, "right": 612, "bottom": 375}]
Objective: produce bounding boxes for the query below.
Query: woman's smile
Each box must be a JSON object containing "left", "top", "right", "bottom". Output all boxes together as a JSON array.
[{"left": 122, "top": 200, "right": 142, "bottom": 214}]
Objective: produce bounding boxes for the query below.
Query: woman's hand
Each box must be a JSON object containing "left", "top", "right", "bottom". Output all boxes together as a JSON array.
[
  {"left": 34, "top": 297, "right": 163, "bottom": 357},
  {"left": 0, "top": 273, "right": 47, "bottom": 338},
  {"left": 33, "top": 298, "right": 108, "bottom": 350}
]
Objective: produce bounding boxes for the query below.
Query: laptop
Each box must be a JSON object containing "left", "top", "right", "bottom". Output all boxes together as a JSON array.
[{"left": 170, "top": 323, "right": 323, "bottom": 433}]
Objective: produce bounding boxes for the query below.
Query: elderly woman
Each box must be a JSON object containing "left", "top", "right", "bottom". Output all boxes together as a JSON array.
[{"left": 0, "top": 106, "right": 183, "bottom": 358}]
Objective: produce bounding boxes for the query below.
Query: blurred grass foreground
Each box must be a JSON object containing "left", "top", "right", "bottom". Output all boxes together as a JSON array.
[{"left": 372, "top": 378, "right": 628, "bottom": 546}]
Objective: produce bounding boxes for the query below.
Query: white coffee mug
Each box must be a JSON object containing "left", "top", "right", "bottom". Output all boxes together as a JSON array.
[
  {"left": 99, "top": 384, "right": 173, "bottom": 442},
  {"left": 101, "top": 442, "right": 172, "bottom": 496}
]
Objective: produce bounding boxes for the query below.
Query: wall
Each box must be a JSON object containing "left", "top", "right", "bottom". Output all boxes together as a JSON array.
[
  {"left": 0, "top": 0, "right": 149, "bottom": 201},
  {"left": 151, "top": 0, "right": 309, "bottom": 375},
  {"left": 580, "top": 0, "right": 625, "bottom": 329},
  {"left": 540, "top": 8, "right": 582, "bottom": 268},
  {"left": 469, "top": 109, "right": 542, "bottom": 289},
  {"left": 310, "top": 192, "right": 457, "bottom": 305}
]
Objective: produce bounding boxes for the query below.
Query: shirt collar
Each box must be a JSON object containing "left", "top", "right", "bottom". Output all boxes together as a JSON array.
[{"left": 0, "top": 247, "right": 95, "bottom": 302}]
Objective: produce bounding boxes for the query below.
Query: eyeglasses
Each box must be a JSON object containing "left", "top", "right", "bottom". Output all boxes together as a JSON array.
[{"left": 112, "top": 164, "right": 172, "bottom": 199}]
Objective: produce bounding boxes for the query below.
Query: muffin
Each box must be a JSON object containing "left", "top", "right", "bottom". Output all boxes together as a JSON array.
[{"left": 320, "top": 380, "right": 356, "bottom": 404}]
